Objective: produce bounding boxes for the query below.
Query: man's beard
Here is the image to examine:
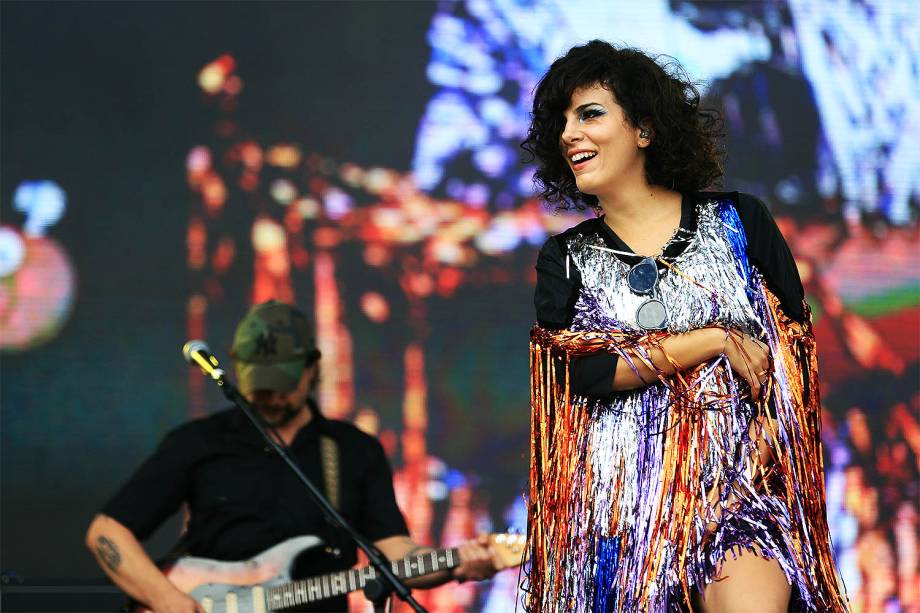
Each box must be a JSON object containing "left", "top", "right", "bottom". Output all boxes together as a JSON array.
[{"left": 255, "top": 402, "right": 301, "bottom": 427}]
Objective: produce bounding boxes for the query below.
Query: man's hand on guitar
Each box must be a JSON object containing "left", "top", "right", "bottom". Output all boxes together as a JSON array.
[
  {"left": 147, "top": 588, "right": 204, "bottom": 613},
  {"left": 453, "top": 533, "right": 499, "bottom": 582}
]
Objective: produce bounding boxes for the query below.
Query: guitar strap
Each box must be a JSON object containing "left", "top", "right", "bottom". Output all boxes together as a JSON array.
[{"left": 319, "top": 435, "right": 341, "bottom": 511}]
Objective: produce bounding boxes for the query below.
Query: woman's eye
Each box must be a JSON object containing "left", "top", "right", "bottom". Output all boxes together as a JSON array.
[{"left": 579, "top": 108, "right": 605, "bottom": 121}]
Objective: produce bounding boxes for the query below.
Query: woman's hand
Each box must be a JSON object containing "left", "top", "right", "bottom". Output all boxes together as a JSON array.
[{"left": 722, "top": 328, "right": 771, "bottom": 398}]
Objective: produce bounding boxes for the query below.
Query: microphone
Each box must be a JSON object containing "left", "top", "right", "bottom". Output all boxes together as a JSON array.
[{"left": 182, "top": 340, "right": 226, "bottom": 381}]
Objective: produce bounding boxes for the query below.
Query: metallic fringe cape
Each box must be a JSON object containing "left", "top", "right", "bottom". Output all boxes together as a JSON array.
[{"left": 525, "top": 241, "right": 849, "bottom": 612}]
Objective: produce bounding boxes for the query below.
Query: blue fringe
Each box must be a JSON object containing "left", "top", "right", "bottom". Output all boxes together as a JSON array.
[
  {"left": 717, "top": 199, "right": 757, "bottom": 302},
  {"left": 593, "top": 534, "right": 621, "bottom": 613}
]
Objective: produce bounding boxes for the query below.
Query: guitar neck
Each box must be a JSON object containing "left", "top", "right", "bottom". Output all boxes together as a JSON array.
[{"left": 264, "top": 547, "right": 462, "bottom": 609}]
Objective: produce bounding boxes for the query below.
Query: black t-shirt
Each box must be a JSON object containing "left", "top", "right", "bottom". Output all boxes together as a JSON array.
[
  {"left": 103, "top": 406, "right": 409, "bottom": 609},
  {"left": 533, "top": 191, "right": 805, "bottom": 398}
]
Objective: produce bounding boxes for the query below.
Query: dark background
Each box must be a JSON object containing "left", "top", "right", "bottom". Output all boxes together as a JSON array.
[{"left": 1, "top": 0, "right": 437, "bottom": 584}]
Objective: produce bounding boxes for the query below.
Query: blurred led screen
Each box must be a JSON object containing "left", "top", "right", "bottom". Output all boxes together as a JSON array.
[{"left": 1, "top": 1, "right": 917, "bottom": 612}]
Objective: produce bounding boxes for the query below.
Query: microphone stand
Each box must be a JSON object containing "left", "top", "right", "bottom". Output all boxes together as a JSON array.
[{"left": 191, "top": 360, "right": 427, "bottom": 613}]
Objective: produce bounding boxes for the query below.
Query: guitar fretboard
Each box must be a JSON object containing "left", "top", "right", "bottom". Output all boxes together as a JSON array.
[{"left": 264, "top": 547, "right": 461, "bottom": 609}]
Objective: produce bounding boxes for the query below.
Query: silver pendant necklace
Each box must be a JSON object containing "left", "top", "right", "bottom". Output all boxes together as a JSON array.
[{"left": 589, "top": 245, "right": 668, "bottom": 330}]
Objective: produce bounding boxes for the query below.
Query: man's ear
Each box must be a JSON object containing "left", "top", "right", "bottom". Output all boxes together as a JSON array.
[{"left": 298, "top": 362, "right": 318, "bottom": 393}]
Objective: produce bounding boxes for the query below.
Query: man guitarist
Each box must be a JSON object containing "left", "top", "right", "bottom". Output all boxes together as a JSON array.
[{"left": 86, "top": 300, "right": 498, "bottom": 612}]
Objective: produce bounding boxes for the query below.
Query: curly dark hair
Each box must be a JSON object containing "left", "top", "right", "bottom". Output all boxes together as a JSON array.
[{"left": 521, "top": 40, "right": 723, "bottom": 211}]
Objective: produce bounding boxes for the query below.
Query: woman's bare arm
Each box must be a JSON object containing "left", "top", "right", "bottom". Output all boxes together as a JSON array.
[{"left": 612, "top": 327, "right": 770, "bottom": 396}]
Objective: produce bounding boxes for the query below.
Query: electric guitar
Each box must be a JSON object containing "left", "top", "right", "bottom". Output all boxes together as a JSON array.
[{"left": 135, "top": 533, "right": 527, "bottom": 613}]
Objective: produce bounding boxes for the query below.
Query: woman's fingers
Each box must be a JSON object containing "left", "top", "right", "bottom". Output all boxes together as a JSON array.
[
  {"left": 726, "top": 329, "right": 770, "bottom": 398},
  {"left": 748, "top": 362, "right": 761, "bottom": 398},
  {"left": 749, "top": 337, "right": 770, "bottom": 398}
]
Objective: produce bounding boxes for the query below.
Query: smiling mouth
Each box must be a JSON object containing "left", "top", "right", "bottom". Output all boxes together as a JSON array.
[{"left": 569, "top": 151, "right": 597, "bottom": 170}]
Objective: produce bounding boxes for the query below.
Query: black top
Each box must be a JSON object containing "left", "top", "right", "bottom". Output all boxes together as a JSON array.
[
  {"left": 534, "top": 191, "right": 805, "bottom": 398},
  {"left": 103, "top": 406, "right": 409, "bottom": 607}
]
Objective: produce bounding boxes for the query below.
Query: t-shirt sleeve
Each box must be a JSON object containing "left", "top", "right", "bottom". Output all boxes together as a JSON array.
[
  {"left": 355, "top": 437, "right": 409, "bottom": 542},
  {"left": 734, "top": 193, "right": 806, "bottom": 323},
  {"left": 100, "top": 428, "right": 192, "bottom": 541},
  {"left": 534, "top": 236, "right": 579, "bottom": 329},
  {"left": 534, "top": 235, "right": 619, "bottom": 399}
]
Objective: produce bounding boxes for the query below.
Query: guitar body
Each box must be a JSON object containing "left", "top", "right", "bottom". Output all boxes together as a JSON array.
[{"left": 137, "top": 535, "right": 327, "bottom": 613}]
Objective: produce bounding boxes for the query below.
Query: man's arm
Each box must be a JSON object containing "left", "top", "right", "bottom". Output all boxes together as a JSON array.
[
  {"left": 85, "top": 514, "right": 202, "bottom": 613},
  {"left": 354, "top": 433, "right": 496, "bottom": 588},
  {"left": 373, "top": 534, "right": 497, "bottom": 588}
]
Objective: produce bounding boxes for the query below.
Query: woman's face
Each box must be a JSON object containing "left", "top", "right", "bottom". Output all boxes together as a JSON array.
[{"left": 559, "top": 83, "right": 647, "bottom": 199}]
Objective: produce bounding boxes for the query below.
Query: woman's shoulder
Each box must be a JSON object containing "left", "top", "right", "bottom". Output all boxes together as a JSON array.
[
  {"left": 691, "top": 190, "right": 771, "bottom": 219},
  {"left": 541, "top": 217, "right": 603, "bottom": 252}
]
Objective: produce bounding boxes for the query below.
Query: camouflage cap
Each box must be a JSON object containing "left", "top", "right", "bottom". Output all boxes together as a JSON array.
[{"left": 230, "top": 300, "right": 320, "bottom": 395}]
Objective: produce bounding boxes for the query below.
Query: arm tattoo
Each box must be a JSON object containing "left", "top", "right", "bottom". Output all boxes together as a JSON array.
[{"left": 95, "top": 536, "right": 122, "bottom": 572}]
